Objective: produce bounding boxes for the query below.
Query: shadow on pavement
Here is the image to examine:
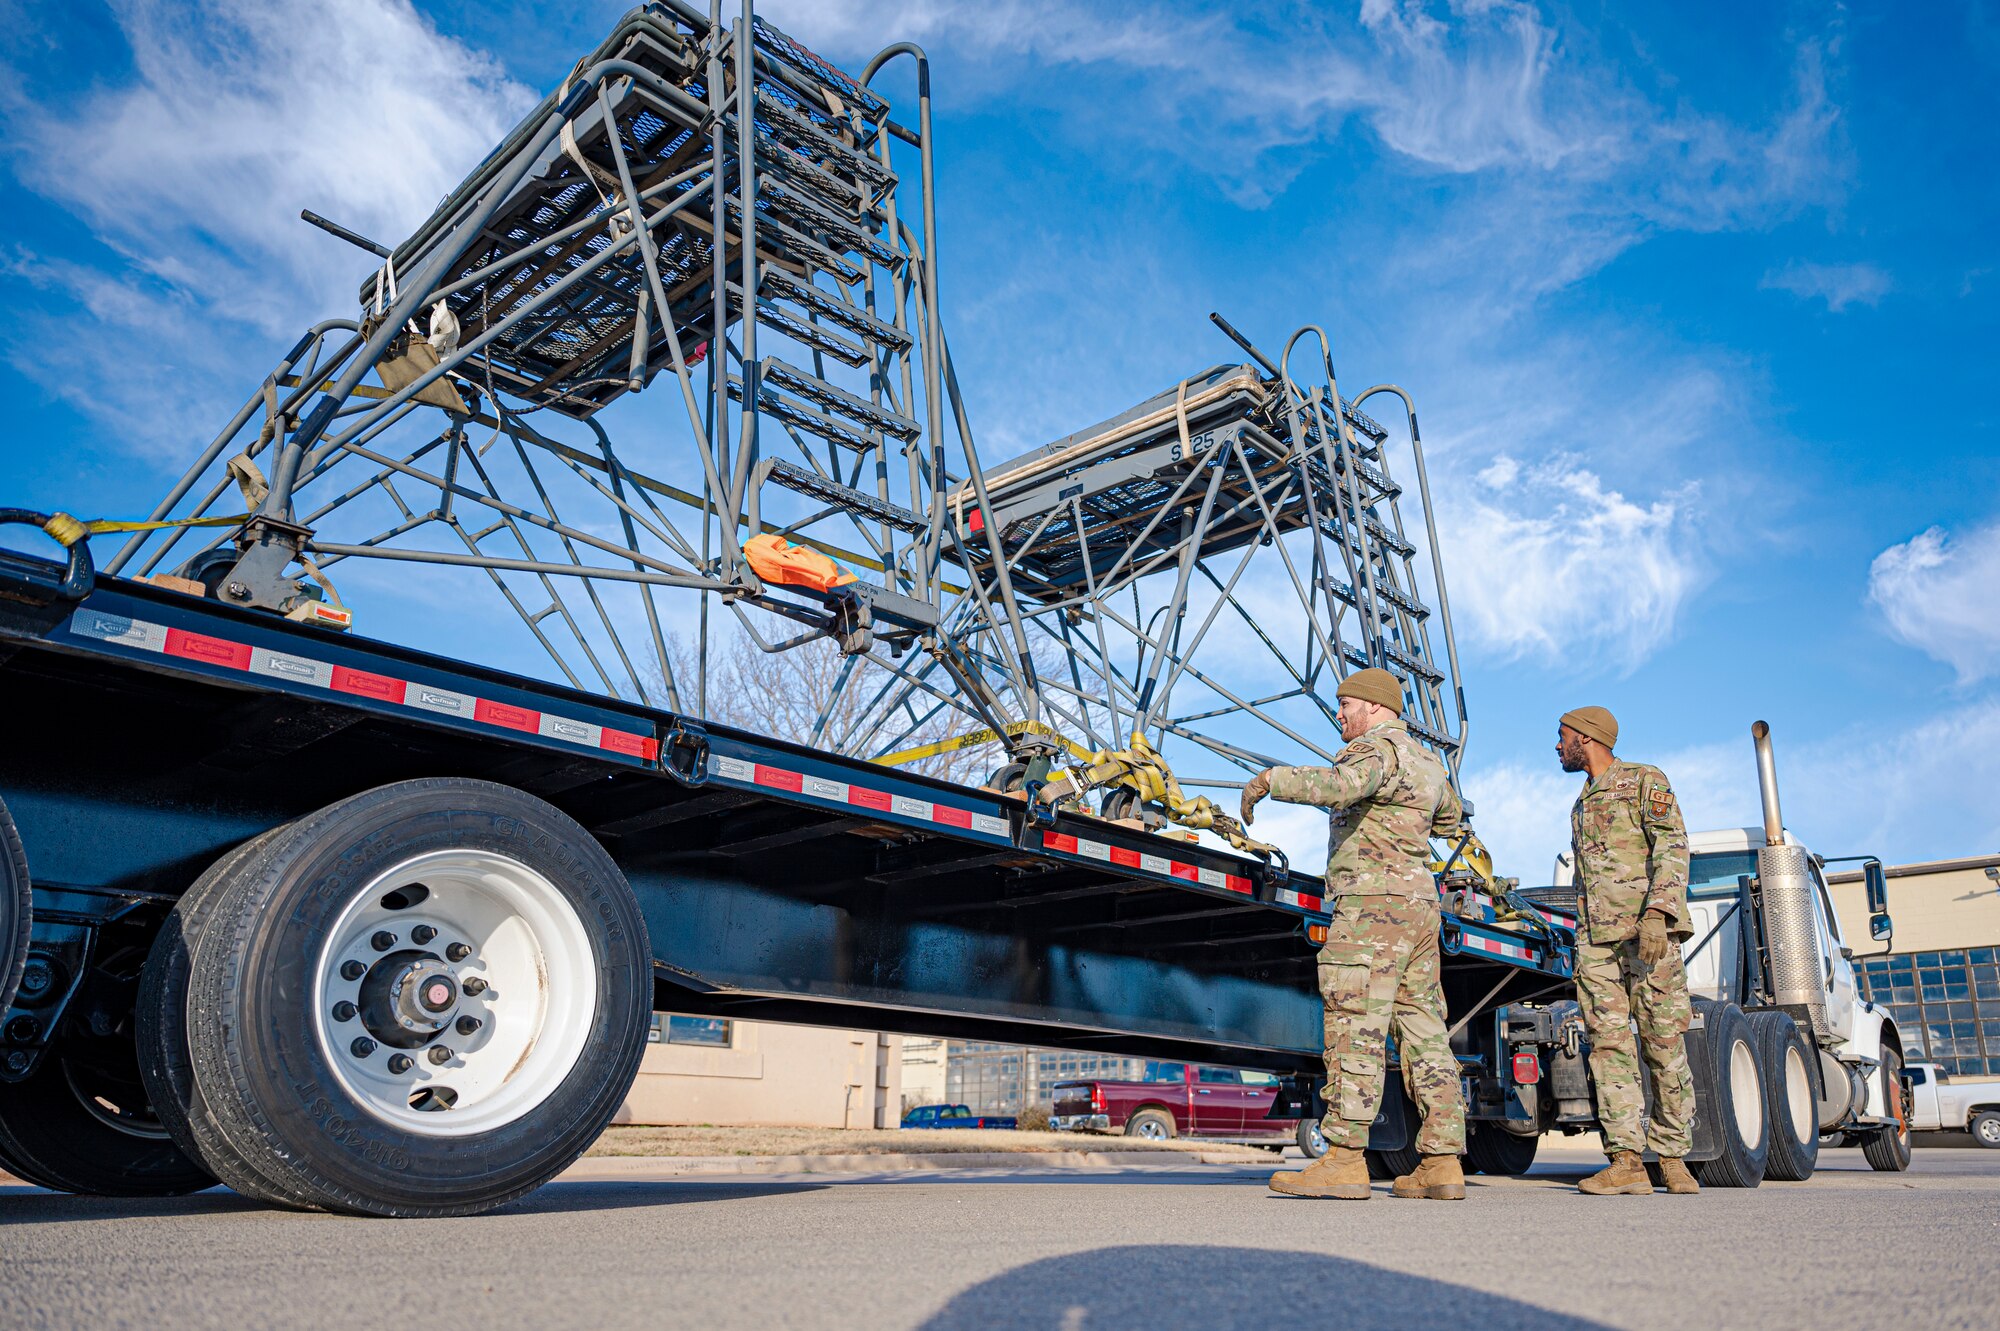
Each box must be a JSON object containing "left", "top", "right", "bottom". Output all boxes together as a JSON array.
[{"left": 918, "top": 1244, "right": 1609, "bottom": 1330}]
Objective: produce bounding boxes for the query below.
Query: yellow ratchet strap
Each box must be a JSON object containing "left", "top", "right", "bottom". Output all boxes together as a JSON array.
[{"left": 42, "top": 511, "right": 251, "bottom": 545}]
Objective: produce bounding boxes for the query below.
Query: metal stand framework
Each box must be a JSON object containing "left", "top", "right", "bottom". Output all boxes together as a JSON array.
[{"left": 101, "top": 1, "right": 1470, "bottom": 827}]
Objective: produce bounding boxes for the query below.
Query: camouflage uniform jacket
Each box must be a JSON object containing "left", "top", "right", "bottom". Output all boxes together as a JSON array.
[
  {"left": 1266, "top": 719, "right": 1462, "bottom": 901},
  {"left": 1570, "top": 758, "right": 1690, "bottom": 944}
]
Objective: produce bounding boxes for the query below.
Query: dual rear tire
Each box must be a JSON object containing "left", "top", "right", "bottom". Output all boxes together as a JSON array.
[
  {"left": 1691, "top": 999, "right": 1769, "bottom": 1188},
  {"left": 7, "top": 779, "right": 651, "bottom": 1216},
  {"left": 1747, "top": 1010, "right": 1818, "bottom": 1182}
]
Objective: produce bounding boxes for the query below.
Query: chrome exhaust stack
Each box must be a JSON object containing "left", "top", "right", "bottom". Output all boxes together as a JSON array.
[
  {"left": 1751, "top": 720, "right": 1785, "bottom": 846},
  {"left": 1749, "top": 721, "right": 1828, "bottom": 1035}
]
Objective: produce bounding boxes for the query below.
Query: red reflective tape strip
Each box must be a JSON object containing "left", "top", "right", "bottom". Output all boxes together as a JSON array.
[
  {"left": 599, "top": 729, "right": 657, "bottom": 759},
  {"left": 330, "top": 665, "right": 406, "bottom": 702},
  {"left": 474, "top": 698, "right": 540, "bottom": 733},
  {"left": 754, "top": 764, "right": 804, "bottom": 793},
  {"left": 1295, "top": 892, "right": 1323, "bottom": 912},
  {"left": 932, "top": 805, "right": 972, "bottom": 829},
  {"left": 967, "top": 508, "right": 985, "bottom": 533},
  {"left": 117, "top": 617, "right": 659, "bottom": 763},
  {"left": 1043, "top": 832, "right": 1078, "bottom": 853},
  {"left": 163, "top": 628, "right": 251, "bottom": 671},
  {"left": 1224, "top": 874, "right": 1253, "bottom": 895},
  {"left": 1170, "top": 863, "right": 1200, "bottom": 881},
  {"left": 848, "top": 786, "right": 893, "bottom": 813},
  {"left": 1108, "top": 846, "right": 1141, "bottom": 869}
]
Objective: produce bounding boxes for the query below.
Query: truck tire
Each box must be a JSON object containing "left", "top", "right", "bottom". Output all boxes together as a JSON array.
[
  {"left": 136, "top": 829, "right": 314, "bottom": 1207},
  {"left": 1466, "top": 1124, "right": 1538, "bottom": 1176},
  {"left": 1125, "top": 1107, "right": 1177, "bottom": 1141},
  {"left": 0, "top": 923, "right": 217, "bottom": 1199},
  {"left": 1970, "top": 1110, "right": 2000, "bottom": 1149},
  {"left": 1295, "top": 1116, "right": 1327, "bottom": 1158},
  {"left": 185, "top": 778, "right": 652, "bottom": 1217},
  {"left": 1690, "top": 1001, "right": 1767, "bottom": 1189},
  {"left": 1747, "top": 1010, "right": 1818, "bottom": 1181},
  {"left": 1861, "top": 1043, "right": 1913, "bottom": 1172},
  {"left": 0, "top": 795, "right": 29, "bottom": 1015}
]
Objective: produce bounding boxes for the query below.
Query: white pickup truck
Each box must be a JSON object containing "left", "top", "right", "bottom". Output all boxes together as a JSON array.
[{"left": 1905, "top": 1062, "right": 2000, "bottom": 1147}]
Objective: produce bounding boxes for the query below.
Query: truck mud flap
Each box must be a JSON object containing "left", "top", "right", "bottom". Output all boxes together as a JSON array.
[
  {"left": 1364, "top": 1076, "right": 1416, "bottom": 1153},
  {"left": 1678, "top": 1013, "right": 1722, "bottom": 1163},
  {"left": 1275, "top": 1072, "right": 1414, "bottom": 1150}
]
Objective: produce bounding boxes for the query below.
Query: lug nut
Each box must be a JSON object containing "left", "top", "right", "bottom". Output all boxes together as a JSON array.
[
  {"left": 5, "top": 1015, "right": 39, "bottom": 1044},
  {"left": 445, "top": 942, "right": 472, "bottom": 962},
  {"left": 455, "top": 1015, "right": 482, "bottom": 1036},
  {"left": 370, "top": 930, "right": 397, "bottom": 952},
  {"left": 4, "top": 1050, "right": 29, "bottom": 1075},
  {"left": 427, "top": 1046, "right": 454, "bottom": 1065},
  {"left": 350, "top": 1036, "right": 377, "bottom": 1058},
  {"left": 387, "top": 1053, "right": 414, "bottom": 1074},
  {"left": 411, "top": 924, "right": 437, "bottom": 945},
  {"left": 331, "top": 1001, "right": 357, "bottom": 1022},
  {"left": 461, "top": 977, "right": 488, "bottom": 996},
  {"left": 340, "top": 960, "right": 367, "bottom": 981}
]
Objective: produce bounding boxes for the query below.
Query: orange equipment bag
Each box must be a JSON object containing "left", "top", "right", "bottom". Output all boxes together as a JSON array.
[{"left": 742, "top": 533, "right": 857, "bottom": 592}]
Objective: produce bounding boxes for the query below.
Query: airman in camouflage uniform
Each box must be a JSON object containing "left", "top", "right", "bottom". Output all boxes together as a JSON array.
[
  {"left": 1558, "top": 705, "right": 1700, "bottom": 1196},
  {"left": 1246, "top": 668, "right": 1467, "bottom": 1201}
]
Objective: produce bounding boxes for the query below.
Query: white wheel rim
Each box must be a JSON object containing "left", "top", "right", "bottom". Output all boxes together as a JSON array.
[
  {"left": 311, "top": 849, "right": 597, "bottom": 1138},
  {"left": 1729, "top": 1037, "right": 1764, "bottom": 1148},
  {"left": 1138, "top": 1118, "right": 1166, "bottom": 1139},
  {"left": 1979, "top": 1119, "right": 2000, "bottom": 1145},
  {"left": 1782, "top": 1045, "right": 1813, "bottom": 1144},
  {"left": 1304, "top": 1121, "right": 1325, "bottom": 1154}
]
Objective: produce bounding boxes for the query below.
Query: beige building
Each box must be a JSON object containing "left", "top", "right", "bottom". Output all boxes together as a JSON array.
[
  {"left": 1827, "top": 853, "right": 2000, "bottom": 1077},
  {"left": 900, "top": 1036, "right": 949, "bottom": 1115},
  {"left": 615, "top": 1014, "right": 903, "bottom": 1129}
]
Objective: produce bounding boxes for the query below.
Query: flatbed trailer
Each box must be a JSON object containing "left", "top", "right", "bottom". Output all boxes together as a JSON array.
[{"left": 0, "top": 540, "right": 1574, "bottom": 1214}]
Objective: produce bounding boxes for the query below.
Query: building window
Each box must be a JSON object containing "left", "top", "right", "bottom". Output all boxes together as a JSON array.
[
  {"left": 649, "top": 1014, "right": 732, "bottom": 1047},
  {"left": 1857, "top": 947, "right": 2000, "bottom": 1076}
]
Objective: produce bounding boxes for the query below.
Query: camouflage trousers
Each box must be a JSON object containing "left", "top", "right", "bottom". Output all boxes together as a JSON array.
[
  {"left": 1575, "top": 937, "right": 1696, "bottom": 1156},
  {"left": 1316, "top": 895, "right": 1465, "bottom": 1155}
]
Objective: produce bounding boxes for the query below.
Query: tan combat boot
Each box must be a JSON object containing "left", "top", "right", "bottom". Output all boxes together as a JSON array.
[
  {"left": 1654, "top": 1156, "right": 1700, "bottom": 1194},
  {"left": 1391, "top": 1154, "right": 1466, "bottom": 1200},
  {"left": 1577, "top": 1150, "right": 1653, "bottom": 1195},
  {"left": 1269, "top": 1146, "right": 1372, "bottom": 1200}
]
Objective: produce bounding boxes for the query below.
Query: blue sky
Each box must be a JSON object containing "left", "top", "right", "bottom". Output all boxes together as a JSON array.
[{"left": 2, "top": 0, "right": 1996, "bottom": 881}]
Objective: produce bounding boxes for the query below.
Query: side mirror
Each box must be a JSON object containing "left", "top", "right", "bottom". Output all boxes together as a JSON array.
[
  {"left": 1870, "top": 913, "right": 1893, "bottom": 943},
  {"left": 1863, "top": 860, "right": 1888, "bottom": 914}
]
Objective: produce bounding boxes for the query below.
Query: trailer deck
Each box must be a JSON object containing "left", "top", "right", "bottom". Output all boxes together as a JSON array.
[{"left": 0, "top": 549, "right": 1570, "bottom": 1088}]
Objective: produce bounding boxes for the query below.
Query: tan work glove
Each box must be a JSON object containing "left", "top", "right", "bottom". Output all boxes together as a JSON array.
[
  {"left": 1239, "top": 769, "right": 1272, "bottom": 825},
  {"left": 1636, "top": 910, "right": 1670, "bottom": 966}
]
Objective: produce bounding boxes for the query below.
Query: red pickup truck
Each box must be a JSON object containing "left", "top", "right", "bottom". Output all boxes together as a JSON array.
[{"left": 1050, "top": 1062, "right": 1299, "bottom": 1144}]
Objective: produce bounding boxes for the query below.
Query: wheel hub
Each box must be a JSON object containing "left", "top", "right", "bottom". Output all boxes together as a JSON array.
[
  {"left": 311, "top": 848, "right": 599, "bottom": 1138},
  {"left": 356, "top": 950, "right": 461, "bottom": 1048}
]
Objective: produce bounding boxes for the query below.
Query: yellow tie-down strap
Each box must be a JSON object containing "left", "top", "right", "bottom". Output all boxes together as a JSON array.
[
  {"left": 1432, "top": 832, "right": 1552, "bottom": 930},
  {"left": 1040, "top": 732, "right": 1281, "bottom": 860},
  {"left": 37, "top": 511, "right": 250, "bottom": 547},
  {"left": 869, "top": 720, "right": 1094, "bottom": 769}
]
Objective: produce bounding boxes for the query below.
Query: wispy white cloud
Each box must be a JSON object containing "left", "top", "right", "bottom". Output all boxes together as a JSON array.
[
  {"left": 1868, "top": 519, "right": 2000, "bottom": 681},
  {"left": 1761, "top": 260, "right": 1893, "bottom": 312},
  {"left": 1466, "top": 700, "right": 2000, "bottom": 885},
  {"left": 775, "top": 0, "right": 1846, "bottom": 234},
  {"left": 0, "top": 0, "right": 533, "bottom": 454},
  {"left": 1439, "top": 453, "right": 1703, "bottom": 669}
]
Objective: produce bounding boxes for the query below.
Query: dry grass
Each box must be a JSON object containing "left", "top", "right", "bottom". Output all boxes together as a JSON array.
[{"left": 586, "top": 1124, "right": 1278, "bottom": 1161}]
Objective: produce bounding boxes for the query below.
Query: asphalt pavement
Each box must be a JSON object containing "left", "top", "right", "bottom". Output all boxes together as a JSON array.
[{"left": 5, "top": 1145, "right": 1996, "bottom": 1330}]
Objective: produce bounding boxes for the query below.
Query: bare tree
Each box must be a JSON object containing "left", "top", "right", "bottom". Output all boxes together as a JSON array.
[{"left": 660, "top": 631, "right": 1002, "bottom": 785}]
